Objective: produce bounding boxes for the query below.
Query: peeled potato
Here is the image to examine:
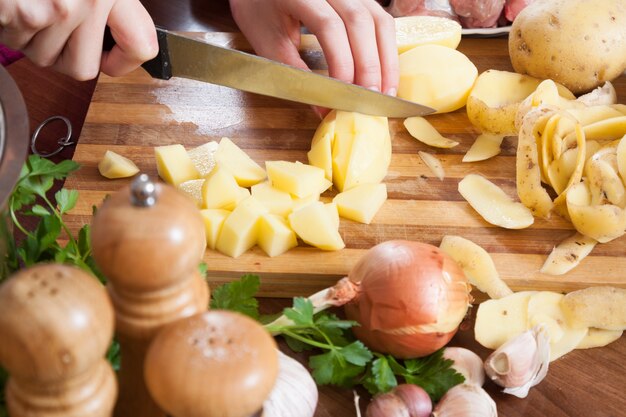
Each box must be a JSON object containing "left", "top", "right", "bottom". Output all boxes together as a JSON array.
[
  {"left": 404, "top": 117, "right": 458, "bottom": 148},
  {"left": 458, "top": 174, "right": 534, "bottom": 229},
  {"left": 540, "top": 233, "right": 597, "bottom": 276},
  {"left": 618, "top": 135, "right": 626, "bottom": 184},
  {"left": 462, "top": 133, "right": 505, "bottom": 163},
  {"left": 439, "top": 235, "right": 513, "bottom": 299},
  {"left": 98, "top": 150, "right": 140, "bottom": 179},
  {"left": 394, "top": 16, "right": 462, "bottom": 53},
  {"left": 577, "top": 328, "right": 623, "bottom": 350},
  {"left": 561, "top": 286, "right": 626, "bottom": 331}
]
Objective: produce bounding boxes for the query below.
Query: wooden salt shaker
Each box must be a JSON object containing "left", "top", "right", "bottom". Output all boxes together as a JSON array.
[
  {"left": 145, "top": 310, "right": 279, "bottom": 417},
  {"left": 91, "top": 174, "right": 209, "bottom": 417},
  {"left": 0, "top": 264, "right": 116, "bottom": 417}
]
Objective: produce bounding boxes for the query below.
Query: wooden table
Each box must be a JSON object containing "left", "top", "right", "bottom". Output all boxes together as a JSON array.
[{"left": 6, "top": 1, "right": 625, "bottom": 415}]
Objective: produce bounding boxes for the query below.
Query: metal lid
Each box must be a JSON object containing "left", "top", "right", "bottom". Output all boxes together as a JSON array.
[{"left": 0, "top": 65, "right": 30, "bottom": 210}]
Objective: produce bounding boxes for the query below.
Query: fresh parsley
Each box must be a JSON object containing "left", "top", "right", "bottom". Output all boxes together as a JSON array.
[{"left": 210, "top": 273, "right": 260, "bottom": 319}]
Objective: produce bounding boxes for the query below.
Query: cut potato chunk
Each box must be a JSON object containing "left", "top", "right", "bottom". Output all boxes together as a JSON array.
[
  {"left": 394, "top": 16, "right": 462, "bottom": 53},
  {"left": 458, "top": 174, "right": 534, "bottom": 229},
  {"left": 439, "top": 235, "right": 512, "bottom": 299},
  {"left": 178, "top": 179, "right": 204, "bottom": 207},
  {"left": 215, "top": 137, "right": 266, "bottom": 187},
  {"left": 202, "top": 166, "right": 250, "bottom": 210},
  {"left": 540, "top": 233, "right": 597, "bottom": 276},
  {"left": 398, "top": 44, "right": 478, "bottom": 113},
  {"left": 561, "top": 286, "right": 626, "bottom": 331},
  {"left": 475, "top": 291, "right": 537, "bottom": 350},
  {"left": 462, "top": 133, "right": 505, "bottom": 162},
  {"left": 200, "top": 209, "right": 230, "bottom": 250},
  {"left": 418, "top": 151, "right": 445, "bottom": 180},
  {"left": 98, "top": 150, "right": 140, "bottom": 179},
  {"left": 325, "top": 202, "right": 340, "bottom": 230},
  {"left": 251, "top": 181, "right": 293, "bottom": 217},
  {"left": 333, "top": 183, "right": 387, "bottom": 224},
  {"left": 258, "top": 214, "right": 298, "bottom": 257},
  {"left": 291, "top": 193, "right": 320, "bottom": 213},
  {"left": 266, "top": 161, "right": 329, "bottom": 198},
  {"left": 576, "top": 328, "right": 623, "bottom": 350},
  {"left": 155, "top": 144, "right": 200, "bottom": 186},
  {"left": 404, "top": 117, "right": 459, "bottom": 148},
  {"left": 288, "top": 201, "right": 345, "bottom": 251},
  {"left": 527, "top": 291, "right": 588, "bottom": 361},
  {"left": 308, "top": 110, "right": 336, "bottom": 181},
  {"left": 187, "top": 141, "right": 218, "bottom": 177},
  {"left": 216, "top": 197, "right": 268, "bottom": 258}
]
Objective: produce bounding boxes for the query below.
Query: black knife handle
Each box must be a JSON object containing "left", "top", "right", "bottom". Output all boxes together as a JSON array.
[{"left": 102, "top": 26, "right": 172, "bottom": 80}]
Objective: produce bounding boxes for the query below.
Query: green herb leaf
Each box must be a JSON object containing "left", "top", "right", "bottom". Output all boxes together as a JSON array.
[
  {"left": 210, "top": 274, "right": 260, "bottom": 319},
  {"left": 55, "top": 189, "right": 79, "bottom": 214},
  {"left": 363, "top": 356, "right": 398, "bottom": 395},
  {"left": 29, "top": 204, "right": 49, "bottom": 216},
  {"left": 283, "top": 297, "right": 314, "bottom": 326},
  {"left": 309, "top": 350, "right": 364, "bottom": 387},
  {"left": 198, "top": 262, "right": 208, "bottom": 279}
]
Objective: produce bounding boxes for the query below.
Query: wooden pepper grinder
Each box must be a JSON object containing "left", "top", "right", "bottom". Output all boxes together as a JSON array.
[
  {"left": 145, "top": 310, "right": 279, "bottom": 417},
  {"left": 0, "top": 264, "right": 117, "bottom": 417},
  {"left": 91, "top": 174, "right": 209, "bottom": 417}
]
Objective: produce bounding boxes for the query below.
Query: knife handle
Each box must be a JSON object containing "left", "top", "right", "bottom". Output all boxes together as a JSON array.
[{"left": 102, "top": 26, "right": 172, "bottom": 80}]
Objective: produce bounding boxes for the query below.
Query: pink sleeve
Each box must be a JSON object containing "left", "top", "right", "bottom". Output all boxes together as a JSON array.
[{"left": 0, "top": 45, "right": 24, "bottom": 66}]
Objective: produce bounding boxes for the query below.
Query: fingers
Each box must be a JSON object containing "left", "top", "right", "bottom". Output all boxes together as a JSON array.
[
  {"left": 362, "top": 0, "right": 399, "bottom": 96},
  {"left": 100, "top": 0, "right": 158, "bottom": 77},
  {"left": 0, "top": 0, "right": 62, "bottom": 50}
]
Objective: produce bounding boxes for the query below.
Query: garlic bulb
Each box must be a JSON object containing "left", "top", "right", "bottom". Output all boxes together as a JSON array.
[
  {"left": 263, "top": 351, "right": 318, "bottom": 417},
  {"left": 443, "top": 347, "right": 485, "bottom": 386},
  {"left": 484, "top": 324, "right": 550, "bottom": 398},
  {"left": 431, "top": 383, "right": 497, "bottom": 417}
]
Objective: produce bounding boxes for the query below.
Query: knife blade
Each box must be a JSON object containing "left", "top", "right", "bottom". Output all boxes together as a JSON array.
[{"left": 140, "top": 27, "right": 435, "bottom": 118}]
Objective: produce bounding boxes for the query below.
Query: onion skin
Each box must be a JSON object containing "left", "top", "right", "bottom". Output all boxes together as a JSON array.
[{"left": 345, "top": 240, "right": 470, "bottom": 358}]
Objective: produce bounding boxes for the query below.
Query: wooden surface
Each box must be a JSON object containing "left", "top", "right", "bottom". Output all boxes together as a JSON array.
[{"left": 64, "top": 33, "right": 626, "bottom": 299}]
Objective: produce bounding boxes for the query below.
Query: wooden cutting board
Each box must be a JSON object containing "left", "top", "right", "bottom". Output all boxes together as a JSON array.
[{"left": 65, "top": 33, "right": 626, "bottom": 298}]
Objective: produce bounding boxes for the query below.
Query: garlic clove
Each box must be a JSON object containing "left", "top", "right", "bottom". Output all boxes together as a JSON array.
[
  {"left": 431, "top": 383, "right": 497, "bottom": 417},
  {"left": 443, "top": 347, "right": 485, "bottom": 386},
  {"left": 484, "top": 324, "right": 551, "bottom": 398},
  {"left": 365, "top": 392, "right": 411, "bottom": 417}
]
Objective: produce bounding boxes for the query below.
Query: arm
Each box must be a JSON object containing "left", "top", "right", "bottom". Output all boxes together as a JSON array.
[{"left": 0, "top": 0, "right": 158, "bottom": 80}]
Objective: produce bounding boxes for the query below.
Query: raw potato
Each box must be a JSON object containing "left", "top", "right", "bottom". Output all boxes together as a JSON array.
[
  {"left": 200, "top": 209, "right": 230, "bottom": 250},
  {"left": 178, "top": 179, "right": 204, "bottom": 207},
  {"left": 215, "top": 137, "right": 266, "bottom": 187},
  {"left": 288, "top": 201, "right": 345, "bottom": 251},
  {"left": 439, "top": 235, "right": 513, "bottom": 299},
  {"left": 404, "top": 117, "right": 458, "bottom": 148},
  {"left": 527, "top": 291, "right": 588, "bottom": 361},
  {"left": 257, "top": 214, "right": 297, "bottom": 257},
  {"left": 509, "top": 0, "right": 626, "bottom": 94},
  {"left": 187, "top": 141, "right": 218, "bottom": 177},
  {"left": 540, "top": 233, "right": 597, "bottom": 276},
  {"left": 394, "top": 16, "right": 462, "bottom": 53},
  {"left": 202, "top": 166, "right": 250, "bottom": 210},
  {"left": 251, "top": 182, "right": 293, "bottom": 218},
  {"left": 417, "top": 151, "right": 445, "bottom": 180},
  {"left": 458, "top": 174, "right": 534, "bottom": 229},
  {"left": 216, "top": 197, "right": 268, "bottom": 258},
  {"left": 475, "top": 291, "right": 537, "bottom": 350},
  {"left": 617, "top": 135, "right": 626, "bottom": 184},
  {"left": 332, "top": 183, "right": 387, "bottom": 224},
  {"left": 561, "top": 286, "right": 626, "bottom": 331},
  {"left": 307, "top": 111, "right": 335, "bottom": 182},
  {"left": 155, "top": 144, "right": 200, "bottom": 186},
  {"left": 266, "top": 161, "right": 330, "bottom": 198},
  {"left": 98, "top": 150, "right": 140, "bottom": 179},
  {"left": 398, "top": 44, "right": 478, "bottom": 113},
  {"left": 462, "top": 133, "right": 505, "bottom": 162},
  {"left": 576, "top": 328, "right": 623, "bottom": 350}
]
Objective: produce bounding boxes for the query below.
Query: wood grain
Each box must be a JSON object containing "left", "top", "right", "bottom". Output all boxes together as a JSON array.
[{"left": 64, "top": 34, "right": 626, "bottom": 298}]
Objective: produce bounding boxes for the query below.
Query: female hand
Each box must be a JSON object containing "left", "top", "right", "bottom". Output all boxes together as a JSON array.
[
  {"left": 0, "top": 0, "right": 158, "bottom": 80},
  {"left": 229, "top": 0, "right": 399, "bottom": 98}
]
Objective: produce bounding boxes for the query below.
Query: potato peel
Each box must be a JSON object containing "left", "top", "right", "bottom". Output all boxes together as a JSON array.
[
  {"left": 404, "top": 116, "right": 459, "bottom": 148},
  {"left": 462, "top": 133, "right": 505, "bottom": 162},
  {"left": 418, "top": 151, "right": 445, "bottom": 180},
  {"left": 540, "top": 232, "right": 597, "bottom": 276}
]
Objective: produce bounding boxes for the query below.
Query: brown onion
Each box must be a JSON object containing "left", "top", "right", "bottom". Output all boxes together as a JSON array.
[{"left": 345, "top": 240, "right": 471, "bottom": 358}]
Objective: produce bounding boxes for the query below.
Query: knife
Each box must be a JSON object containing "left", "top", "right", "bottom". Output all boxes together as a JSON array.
[{"left": 124, "top": 27, "right": 435, "bottom": 118}]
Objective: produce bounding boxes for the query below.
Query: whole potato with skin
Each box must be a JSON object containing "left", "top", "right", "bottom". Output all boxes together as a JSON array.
[{"left": 509, "top": 0, "right": 626, "bottom": 94}]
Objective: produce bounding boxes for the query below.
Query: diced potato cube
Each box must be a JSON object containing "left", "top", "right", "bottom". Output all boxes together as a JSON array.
[
  {"left": 333, "top": 183, "right": 387, "bottom": 224},
  {"left": 200, "top": 209, "right": 230, "bottom": 250},
  {"left": 325, "top": 202, "right": 340, "bottom": 230},
  {"left": 187, "top": 141, "right": 218, "bottom": 177},
  {"left": 308, "top": 110, "right": 336, "bottom": 181},
  {"left": 251, "top": 182, "right": 293, "bottom": 217},
  {"left": 216, "top": 197, "right": 268, "bottom": 258},
  {"left": 98, "top": 150, "right": 140, "bottom": 179},
  {"left": 291, "top": 193, "right": 320, "bottom": 213},
  {"left": 201, "top": 166, "right": 250, "bottom": 210},
  {"left": 561, "top": 286, "right": 626, "bottom": 331},
  {"left": 266, "top": 161, "right": 327, "bottom": 198},
  {"left": 258, "top": 214, "right": 298, "bottom": 257},
  {"left": 155, "top": 144, "right": 200, "bottom": 186},
  {"left": 288, "top": 201, "right": 345, "bottom": 251},
  {"left": 215, "top": 137, "right": 266, "bottom": 187},
  {"left": 178, "top": 179, "right": 205, "bottom": 207}
]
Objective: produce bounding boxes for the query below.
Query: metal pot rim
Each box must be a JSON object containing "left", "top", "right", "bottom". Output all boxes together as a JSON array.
[{"left": 0, "top": 65, "right": 29, "bottom": 210}]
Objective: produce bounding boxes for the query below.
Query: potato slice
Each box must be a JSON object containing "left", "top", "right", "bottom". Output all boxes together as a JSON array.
[
  {"left": 585, "top": 158, "right": 626, "bottom": 207},
  {"left": 458, "top": 174, "right": 534, "bottom": 229},
  {"left": 288, "top": 201, "right": 345, "bottom": 251},
  {"left": 98, "top": 150, "right": 140, "bottom": 179},
  {"left": 200, "top": 209, "right": 230, "bottom": 251},
  {"left": 540, "top": 233, "right": 597, "bottom": 276},
  {"left": 576, "top": 328, "right": 623, "bottom": 350},
  {"left": 616, "top": 134, "right": 626, "bottom": 185},
  {"left": 216, "top": 197, "right": 268, "bottom": 258},
  {"left": 308, "top": 110, "right": 336, "bottom": 181},
  {"left": 215, "top": 137, "right": 266, "bottom": 187},
  {"left": 561, "top": 286, "right": 626, "bottom": 331},
  {"left": 463, "top": 133, "right": 505, "bottom": 163},
  {"left": 404, "top": 117, "right": 459, "bottom": 148},
  {"left": 333, "top": 183, "right": 387, "bottom": 224},
  {"left": 187, "top": 141, "right": 218, "bottom": 177},
  {"left": 547, "top": 148, "right": 578, "bottom": 196},
  {"left": 552, "top": 124, "right": 587, "bottom": 212},
  {"left": 566, "top": 181, "right": 626, "bottom": 243},
  {"left": 394, "top": 16, "right": 462, "bottom": 53},
  {"left": 418, "top": 151, "right": 445, "bottom": 180},
  {"left": 258, "top": 214, "right": 298, "bottom": 257},
  {"left": 178, "top": 179, "right": 204, "bottom": 207},
  {"left": 516, "top": 109, "right": 554, "bottom": 218},
  {"left": 527, "top": 291, "right": 588, "bottom": 361},
  {"left": 155, "top": 144, "right": 200, "bottom": 186},
  {"left": 538, "top": 113, "right": 560, "bottom": 184},
  {"left": 439, "top": 235, "right": 513, "bottom": 299},
  {"left": 475, "top": 291, "right": 537, "bottom": 350}
]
